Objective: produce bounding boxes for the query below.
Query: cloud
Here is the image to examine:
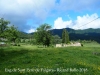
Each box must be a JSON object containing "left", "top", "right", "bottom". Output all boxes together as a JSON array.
[
  {"left": 53, "top": 13, "right": 100, "bottom": 30},
  {"left": 73, "top": 13, "right": 100, "bottom": 29},
  {"left": 0, "top": 0, "right": 100, "bottom": 32},
  {"left": 53, "top": 17, "right": 72, "bottom": 29},
  {"left": 28, "top": 28, "right": 35, "bottom": 33},
  {"left": 0, "top": 0, "right": 56, "bottom": 32}
]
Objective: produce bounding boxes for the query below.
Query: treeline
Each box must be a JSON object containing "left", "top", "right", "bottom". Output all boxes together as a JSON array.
[
  {"left": 1, "top": 18, "right": 100, "bottom": 47},
  {"left": 0, "top": 18, "right": 70, "bottom": 47},
  {"left": 19, "top": 25, "right": 100, "bottom": 44},
  {"left": 51, "top": 28, "right": 100, "bottom": 43}
]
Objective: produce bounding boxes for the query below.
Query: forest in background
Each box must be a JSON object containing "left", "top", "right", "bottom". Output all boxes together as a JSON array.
[{"left": 20, "top": 28, "right": 100, "bottom": 43}]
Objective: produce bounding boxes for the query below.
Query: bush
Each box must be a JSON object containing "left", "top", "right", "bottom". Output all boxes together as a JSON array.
[
  {"left": 81, "top": 43, "right": 83, "bottom": 47},
  {"left": 18, "top": 44, "right": 20, "bottom": 46},
  {"left": 13, "top": 43, "right": 17, "bottom": 46}
]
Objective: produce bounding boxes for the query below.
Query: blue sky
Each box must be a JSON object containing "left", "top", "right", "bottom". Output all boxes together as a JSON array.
[{"left": 0, "top": 0, "right": 100, "bottom": 33}]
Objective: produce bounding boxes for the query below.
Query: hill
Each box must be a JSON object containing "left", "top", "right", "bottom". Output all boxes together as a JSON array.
[
  {"left": 51, "top": 28, "right": 100, "bottom": 43},
  {"left": 20, "top": 28, "right": 100, "bottom": 43}
]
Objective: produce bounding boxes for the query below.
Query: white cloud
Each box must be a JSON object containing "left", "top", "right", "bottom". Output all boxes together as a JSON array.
[
  {"left": 54, "top": 13, "right": 100, "bottom": 30},
  {"left": 0, "top": 0, "right": 56, "bottom": 31},
  {"left": 53, "top": 17, "right": 72, "bottom": 29},
  {"left": 28, "top": 28, "right": 35, "bottom": 33},
  {"left": 73, "top": 13, "right": 100, "bottom": 29},
  {"left": 0, "top": 0, "right": 100, "bottom": 32},
  {"left": 0, "top": 0, "right": 56, "bottom": 15}
]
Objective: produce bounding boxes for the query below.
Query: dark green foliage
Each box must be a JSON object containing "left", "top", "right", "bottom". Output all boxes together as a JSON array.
[
  {"left": 34, "top": 23, "right": 52, "bottom": 47},
  {"left": 0, "top": 48, "right": 5, "bottom": 57},
  {"left": 7, "top": 25, "right": 20, "bottom": 43},
  {"left": 62, "top": 29, "right": 69, "bottom": 44},
  {"left": 51, "top": 28, "right": 100, "bottom": 43},
  {"left": 0, "top": 18, "right": 20, "bottom": 44},
  {"left": 19, "top": 32, "right": 32, "bottom": 39},
  {"left": 18, "top": 44, "right": 20, "bottom": 46},
  {"left": 81, "top": 43, "right": 83, "bottom": 46},
  {"left": 13, "top": 43, "right": 18, "bottom": 46},
  {"left": 0, "top": 18, "right": 10, "bottom": 37},
  {"left": 51, "top": 35, "right": 62, "bottom": 45}
]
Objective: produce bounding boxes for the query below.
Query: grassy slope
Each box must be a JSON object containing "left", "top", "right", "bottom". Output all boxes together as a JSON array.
[{"left": 0, "top": 43, "right": 100, "bottom": 75}]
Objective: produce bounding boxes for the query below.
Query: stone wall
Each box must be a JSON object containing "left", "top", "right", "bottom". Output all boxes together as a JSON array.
[{"left": 56, "top": 42, "right": 81, "bottom": 47}]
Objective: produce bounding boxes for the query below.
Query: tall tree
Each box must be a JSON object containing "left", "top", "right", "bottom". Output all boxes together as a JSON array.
[
  {"left": 62, "top": 29, "right": 69, "bottom": 44},
  {"left": 34, "top": 23, "right": 52, "bottom": 47},
  {"left": 0, "top": 18, "right": 10, "bottom": 37}
]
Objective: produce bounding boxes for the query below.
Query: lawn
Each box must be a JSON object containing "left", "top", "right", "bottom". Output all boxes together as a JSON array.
[{"left": 0, "top": 43, "right": 100, "bottom": 75}]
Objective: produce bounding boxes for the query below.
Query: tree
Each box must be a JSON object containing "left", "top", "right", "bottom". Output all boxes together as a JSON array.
[
  {"left": 51, "top": 35, "right": 62, "bottom": 45},
  {"left": 62, "top": 28, "right": 69, "bottom": 44},
  {"left": 0, "top": 18, "right": 10, "bottom": 38},
  {"left": 7, "top": 25, "right": 19, "bottom": 43},
  {"left": 0, "top": 18, "right": 20, "bottom": 45},
  {"left": 34, "top": 23, "right": 52, "bottom": 47}
]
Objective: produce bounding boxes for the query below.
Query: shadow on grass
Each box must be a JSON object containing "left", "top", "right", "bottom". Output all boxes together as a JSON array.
[{"left": 0, "top": 48, "right": 29, "bottom": 63}]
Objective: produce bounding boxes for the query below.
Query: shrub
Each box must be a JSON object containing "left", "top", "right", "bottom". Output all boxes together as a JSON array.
[
  {"left": 13, "top": 43, "right": 17, "bottom": 46},
  {"left": 81, "top": 43, "right": 83, "bottom": 47},
  {"left": 18, "top": 44, "right": 20, "bottom": 46}
]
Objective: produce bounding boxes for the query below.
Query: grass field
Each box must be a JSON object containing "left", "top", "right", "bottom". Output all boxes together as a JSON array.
[{"left": 0, "top": 43, "right": 100, "bottom": 75}]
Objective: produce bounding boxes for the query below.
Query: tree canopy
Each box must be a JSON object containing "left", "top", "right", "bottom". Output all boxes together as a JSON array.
[
  {"left": 34, "top": 23, "right": 52, "bottom": 47},
  {"left": 7, "top": 25, "right": 19, "bottom": 43},
  {"left": 0, "top": 18, "right": 19, "bottom": 43},
  {"left": 62, "top": 28, "right": 69, "bottom": 44},
  {"left": 0, "top": 18, "right": 10, "bottom": 37},
  {"left": 51, "top": 35, "right": 62, "bottom": 45}
]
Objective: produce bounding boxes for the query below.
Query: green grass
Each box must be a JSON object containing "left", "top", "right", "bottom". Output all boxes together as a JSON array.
[
  {"left": 0, "top": 44, "right": 100, "bottom": 75},
  {"left": 82, "top": 42, "right": 100, "bottom": 47}
]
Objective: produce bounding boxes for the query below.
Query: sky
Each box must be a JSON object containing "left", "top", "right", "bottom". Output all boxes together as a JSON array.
[{"left": 0, "top": 0, "right": 100, "bottom": 33}]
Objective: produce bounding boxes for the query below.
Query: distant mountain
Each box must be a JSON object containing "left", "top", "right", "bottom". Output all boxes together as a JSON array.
[
  {"left": 51, "top": 28, "right": 100, "bottom": 43},
  {"left": 19, "top": 31, "right": 33, "bottom": 39},
  {"left": 50, "top": 28, "right": 75, "bottom": 37},
  {"left": 20, "top": 28, "right": 100, "bottom": 43}
]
